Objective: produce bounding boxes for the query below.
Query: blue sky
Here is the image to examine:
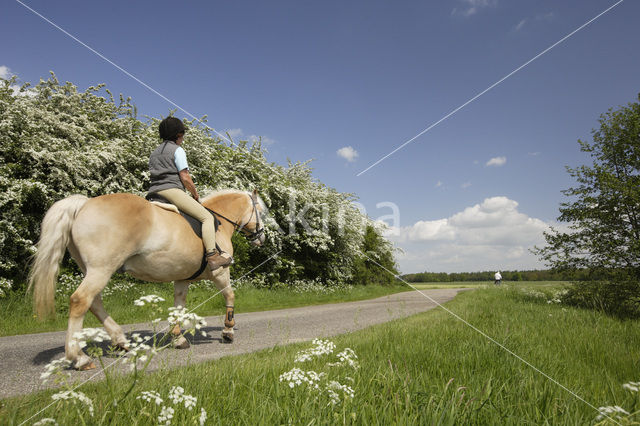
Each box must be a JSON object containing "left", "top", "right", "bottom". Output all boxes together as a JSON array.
[{"left": 2, "top": 0, "right": 639, "bottom": 273}]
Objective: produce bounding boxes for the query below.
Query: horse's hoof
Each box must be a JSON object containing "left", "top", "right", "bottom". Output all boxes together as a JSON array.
[
  {"left": 79, "top": 361, "right": 97, "bottom": 371},
  {"left": 115, "top": 343, "right": 130, "bottom": 352},
  {"left": 222, "top": 332, "right": 234, "bottom": 343},
  {"left": 173, "top": 336, "right": 190, "bottom": 349}
]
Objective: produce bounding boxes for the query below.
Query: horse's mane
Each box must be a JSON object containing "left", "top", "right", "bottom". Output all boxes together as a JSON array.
[{"left": 202, "top": 189, "right": 266, "bottom": 211}]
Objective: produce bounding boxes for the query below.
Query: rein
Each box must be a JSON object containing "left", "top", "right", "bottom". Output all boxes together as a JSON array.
[{"left": 206, "top": 195, "right": 264, "bottom": 242}]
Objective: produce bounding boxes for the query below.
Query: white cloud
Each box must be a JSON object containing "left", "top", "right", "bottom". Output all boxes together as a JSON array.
[
  {"left": 248, "top": 134, "right": 276, "bottom": 146},
  {"left": 0, "top": 65, "right": 32, "bottom": 97},
  {"left": 514, "top": 18, "right": 527, "bottom": 31},
  {"left": 225, "top": 128, "right": 244, "bottom": 139},
  {"left": 386, "top": 196, "right": 553, "bottom": 273},
  {"left": 337, "top": 146, "right": 359, "bottom": 162},
  {"left": 435, "top": 180, "right": 443, "bottom": 188},
  {"left": 224, "top": 128, "right": 275, "bottom": 146},
  {"left": 528, "top": 152, "right": 540, "bottom": 156},
  {"left": 0, "top": 65, "right": 12, "bottom": 80},
  {"left": 461, "top": 182, "right": 472, "bottom": 189},
  {"left": 453, "top": 0, "right": 498, "bottom": 17},
  {"left": 486, "top": 156, "right": 506, "bottom": 167}
]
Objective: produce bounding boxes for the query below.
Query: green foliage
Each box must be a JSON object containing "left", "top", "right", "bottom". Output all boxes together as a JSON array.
[
  {"left": 0, "top": 73, "right": 396, "bottom": 289},
  {"left": 535, "top": 93, "right": 640, "bottom": 318},
  {"left": 402, "top": 269, "right": 582, "bottom": 282},
  {"left": 352, "top": 225, "right": 398, "bottom": 285}
]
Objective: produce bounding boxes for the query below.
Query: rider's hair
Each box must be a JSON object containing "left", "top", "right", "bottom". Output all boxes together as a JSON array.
[{"left": 159, "top": 116, "right": 186, "bottom": 142}]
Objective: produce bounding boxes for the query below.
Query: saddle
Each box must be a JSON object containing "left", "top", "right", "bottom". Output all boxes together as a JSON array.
[
  {"left": 145, "top": 193, "right": 221, "bottom": 237},
  {"left": 145, "top": 193, "right": 222, "bottom": 280}
]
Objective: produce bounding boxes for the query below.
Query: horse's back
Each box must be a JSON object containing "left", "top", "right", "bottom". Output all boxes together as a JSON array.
[{"left": 70, "top": 194, "right": 156, "bottom": 268}]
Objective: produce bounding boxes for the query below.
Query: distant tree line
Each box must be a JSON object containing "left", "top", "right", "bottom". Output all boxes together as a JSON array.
[{"left": 401, "top": 269, "right": 593, "bottom": 283}]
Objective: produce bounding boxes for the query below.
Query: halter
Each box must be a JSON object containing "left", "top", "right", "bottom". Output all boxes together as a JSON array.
[{"left": 207, "top": 193, "right": 264, "bottom": 242}]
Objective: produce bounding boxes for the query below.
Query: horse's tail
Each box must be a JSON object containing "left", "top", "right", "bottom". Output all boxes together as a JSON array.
[{"left": 28, "top": 194, "right": 89, "bottom": 320}]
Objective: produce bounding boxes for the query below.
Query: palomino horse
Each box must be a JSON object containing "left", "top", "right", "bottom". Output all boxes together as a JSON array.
[{"left": 28, "top": 189, "right": 266, "bottom": 369}]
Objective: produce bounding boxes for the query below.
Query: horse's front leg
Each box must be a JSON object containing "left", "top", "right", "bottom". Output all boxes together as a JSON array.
[
  {"left": 171, "top": 281, "right": 191, "bottom": 349},
  {"left": 213, "top": 268, "right": 235, "bottom": 342}
]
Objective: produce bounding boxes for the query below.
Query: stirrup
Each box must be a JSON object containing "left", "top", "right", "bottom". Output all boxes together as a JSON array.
[{"left": 206, "top": 249, "right": 233, "bottom": 270}]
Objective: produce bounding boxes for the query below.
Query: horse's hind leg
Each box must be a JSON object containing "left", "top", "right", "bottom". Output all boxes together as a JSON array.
[
  {"left": 212, "top": 268, "right": 235, "bottom": 342},
  {"left": 66, "top": 269, "right": 111, "bottom": 370},
  {"left": 89, "top": 293, "right": 128, "bottom": 350},
  {"left": 171, "top": 281, "right": 191, "bottom": 349}
]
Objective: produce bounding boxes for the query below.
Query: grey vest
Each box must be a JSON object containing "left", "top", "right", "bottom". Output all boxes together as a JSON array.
[{"left": 148, "top": 141, "right": 185, "bottom": 193}]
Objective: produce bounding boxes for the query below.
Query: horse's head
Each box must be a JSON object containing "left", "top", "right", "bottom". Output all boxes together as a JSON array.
[{"left": 238, "top": 189, "right": 266, "bottom": 247}]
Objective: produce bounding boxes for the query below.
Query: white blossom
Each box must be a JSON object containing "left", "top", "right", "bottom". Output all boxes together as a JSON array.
[
  {"left": 51, "top": 390, "right": 94, "bottom": 416},
  {"left": 133, "top": 294, "right": 165, "bottom": 306},
  {"left": 158, "top": 406, "right": 174, "bottom": 426},
  {"left": 294, "top": 339, "right": 336, "bottom": 363},
  {"left": 137, "top": 390, "right": 163, "bottom": 405}
]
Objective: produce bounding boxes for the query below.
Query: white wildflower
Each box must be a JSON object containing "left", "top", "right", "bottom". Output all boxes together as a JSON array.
[
  {"left": 71, "top": 327, "right": 110, "bottom": 349},
  {"left": 623, "top": 381, "right": 640, "bottom": 393},
  {"left": 158, "top": 405, "right": 174, "bottom": 426},
  {"left": 134, "top": 294, "right": 165, "bottom": 306},
  {"left": 33, "top": 418, "right": 58, "bottom": 426},
  {"left": 328, "top": 348, "right": 359, "bottom": 369},
  {"left": 137, "top": 390, "right": 164, "bottom": 405},
  {"left": 40, "top": 358, "right": 71, "bottom": 383},
  {"left": 167, "top": 306, "right": 207, "bottom": 332},
  {"left": 294, "top": 339, "right": 336, "bottom": 363},
  {"left": 279, "top": 368, "right": 324, "bottom": 389},
  {"left": 326, "top": 380, "right": 355, "bottom": 405},
  {"left": 167, "top": 386, "right": 197, "bottom": 410},
  {"left": 51, "top": 390, "right": 94, "bottom": 416},
  {"left": 596, "top": 405, "right": 630, "bottom": 421},
  {"left": 199, "top": 407, "right": 208, "bottom": 426}
]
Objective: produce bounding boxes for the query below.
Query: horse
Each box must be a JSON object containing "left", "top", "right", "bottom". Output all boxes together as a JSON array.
[{"left": 28, "top": 189, "right": 266, "bottom": 370}]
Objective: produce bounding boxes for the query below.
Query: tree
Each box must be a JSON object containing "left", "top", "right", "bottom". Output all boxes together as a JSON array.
[
  {"left": 0, "top": 73, "right": 397, "bottom": 289},
  {"left": 535, "top": 94, "right": 640, "bottom": 316}
]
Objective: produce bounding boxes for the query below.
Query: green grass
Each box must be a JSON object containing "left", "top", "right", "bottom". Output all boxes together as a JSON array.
[
  {"left": 0, "top": 281, "right": 410, "bottom": 337},
  {"left": 3, "top": 284, "right": 639, "bottom": 425}
]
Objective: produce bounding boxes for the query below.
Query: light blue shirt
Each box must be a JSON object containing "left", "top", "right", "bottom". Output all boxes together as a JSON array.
[{"left": 174, "top": 146, "right": 189, "bottom": 171}]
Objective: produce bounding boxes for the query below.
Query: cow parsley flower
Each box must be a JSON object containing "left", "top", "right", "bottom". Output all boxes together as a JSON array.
[
  {"left": 595, "top": 405, "right": 630, "bottom": 421},
  {"left": 33, "top": 418, "right": 57, "bottom": 426},
  {"left": 623, "top": 381, "right": 640, "bottom": 393},
  {"left": 51, "top": 390, "right": 94, "bottom": 416},
  {"left": 158, "top": 405, "right": 174, "bottom": 426},
  {"left": 40, "top": 358, "right": 72, "bottom": 383},
  {"left": 326, "top": 380, "right": 355, "bottom": 405},
  {"left": 134, "top": 294, "right": 165, "bottom": 306},
  {"left": 71, "top": 327, "right": 110, "bottom": 349},
  {"left": 279, "top": 368, "right": 325, "bottom": 389},
  {"left": 294, "top": 339, "right": 336, "bottom": 362},
  {"left": 199, "top": 407, "right": 208, "bottom": 426},
  {"left": 137, "top": 390, "right": 164, "bottom": 405},
  {"left": 168, "top": 386, "right": 197, "bottom": 410},
  {"left": 167, "top": 306, "right": 207, "bottom": 332},
  {"left": 328, "top": 348, "right": 359, "bottom": 369}
]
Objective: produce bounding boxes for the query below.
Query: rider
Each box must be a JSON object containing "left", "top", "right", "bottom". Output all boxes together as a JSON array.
[{"left": 148, "top": 116, "right": 232, "bottom": 271}]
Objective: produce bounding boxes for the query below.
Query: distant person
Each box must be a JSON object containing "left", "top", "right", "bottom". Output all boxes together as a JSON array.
[{"left": 494, "top": 271, "right": 502, "bottom": 285}]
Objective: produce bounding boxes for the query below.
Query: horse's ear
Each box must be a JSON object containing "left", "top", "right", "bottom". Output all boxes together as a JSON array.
[{"left": 252, "top": 189, "right": 258, "bottom": 199}]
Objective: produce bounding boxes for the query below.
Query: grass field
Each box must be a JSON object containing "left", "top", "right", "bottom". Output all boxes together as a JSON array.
[
  {"left": 2, "top": 283, "right": 638, "bottom": 425},
  {"left": 0, "top": 280, "right": 410, "bottom": 337}
]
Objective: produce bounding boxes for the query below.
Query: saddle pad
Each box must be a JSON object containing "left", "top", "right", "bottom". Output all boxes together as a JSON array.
[{"left": 146, "top": 193, "right": 220, "bottom": 238}]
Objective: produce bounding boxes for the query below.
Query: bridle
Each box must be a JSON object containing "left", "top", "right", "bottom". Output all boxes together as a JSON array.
[{"left": 207, "top": 194, "right": 264, "bottom": 243}]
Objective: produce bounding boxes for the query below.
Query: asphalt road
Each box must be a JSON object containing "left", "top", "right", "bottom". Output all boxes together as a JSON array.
[{"left": 0, "top": 288, "right": 467, "bottom": 399}]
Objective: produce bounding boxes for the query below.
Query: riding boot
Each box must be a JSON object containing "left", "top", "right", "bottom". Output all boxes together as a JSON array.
[{"left": 206, "top": 249, "right": 233, "bottom": 270}]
